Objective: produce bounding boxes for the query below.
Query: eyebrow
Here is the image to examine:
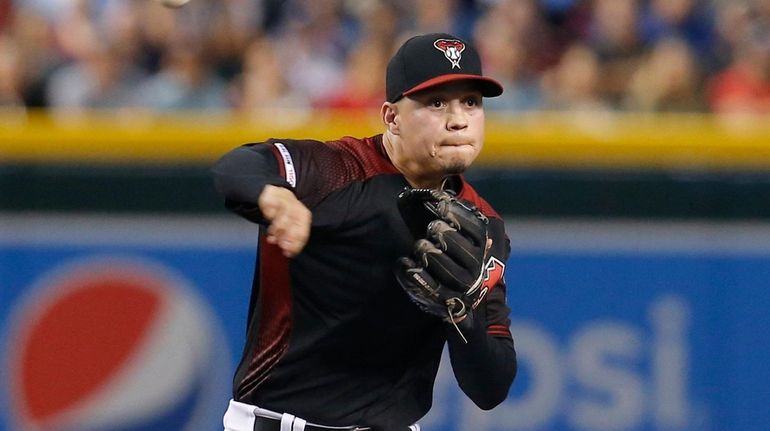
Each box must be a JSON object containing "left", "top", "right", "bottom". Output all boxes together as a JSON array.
[{"left": 414, "top": 88, "right": 483, "bottom": 100}]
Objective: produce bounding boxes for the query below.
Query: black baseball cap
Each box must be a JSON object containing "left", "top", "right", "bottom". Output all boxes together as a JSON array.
[{"left": 386, "top": 33, "right": 503, "bottom": 103}]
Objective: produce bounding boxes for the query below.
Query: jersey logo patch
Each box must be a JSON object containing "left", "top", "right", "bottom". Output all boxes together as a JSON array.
[
  {"left": 472, "top": 256, "right": 505, "bottom": 309},
  {"left": 433, "top": 39, "right": 465, "bottom": 69},
  {"left": 273, "top": 143, "right": 296, "bottom": 187}
]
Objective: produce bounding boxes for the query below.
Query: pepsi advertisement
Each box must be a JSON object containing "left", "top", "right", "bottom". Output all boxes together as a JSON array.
[{"left": 2, "top": 215, "right": 769, "bottom": 431}]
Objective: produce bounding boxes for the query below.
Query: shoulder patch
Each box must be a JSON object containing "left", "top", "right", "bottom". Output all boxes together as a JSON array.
[{"left": 272, "top": 143, "right": 297, "bottom": 187}]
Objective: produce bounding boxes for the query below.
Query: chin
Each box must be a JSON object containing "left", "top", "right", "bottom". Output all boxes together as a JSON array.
[{"left": 444, "top": 161, "right": 471, "bottom": 175}]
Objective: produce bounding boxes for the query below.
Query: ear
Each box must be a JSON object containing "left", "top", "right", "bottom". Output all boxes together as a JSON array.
[{"left": 381, "top": 102, "right": 400, "bottom": 135}]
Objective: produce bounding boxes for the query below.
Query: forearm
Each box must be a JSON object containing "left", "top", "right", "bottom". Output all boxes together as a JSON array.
[
  {"left": 446, "top": 315, "right": 517, "bottom": 410},
  {"left": 211, "top": 145, "right": 292, "bottom": 223}
]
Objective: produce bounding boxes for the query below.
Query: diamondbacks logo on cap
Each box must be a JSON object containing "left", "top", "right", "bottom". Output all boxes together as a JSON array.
[{"left": 433, "top": 39, "right": 465, "bottom": 69}]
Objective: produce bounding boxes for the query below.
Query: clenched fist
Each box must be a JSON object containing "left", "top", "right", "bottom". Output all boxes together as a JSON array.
[{"left": 258, "top": 185, "right": 312, "bottom": 257}]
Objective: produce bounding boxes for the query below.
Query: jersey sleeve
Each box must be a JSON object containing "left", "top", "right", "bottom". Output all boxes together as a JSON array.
[
  {"left": 483, "top": 217, "right": 513, "bottom": 337},
  {"left": 444, "top": 217, "right": 516, "bottom": 410},
  {"left": 452, "top": 179, "right": 513, "bottom": 336},
  {"left": 211, "top": 139, "right": 338, "bottom": 224},
  {"left": 444, "top": 179, "right": 517, "bottom": 410}
]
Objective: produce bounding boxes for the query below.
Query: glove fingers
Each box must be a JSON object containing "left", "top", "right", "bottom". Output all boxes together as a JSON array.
[
  {"left": 397, "top": 188, "right": 443, "bottom": 205},
  {"left": 427, "top": 220, "right": 483, "bottom": 271},
  {"left": 414, "top": 239, "right": 476, "bottom": 290},
  {"left": 397, "top": 188, "right": 488, "bottom": 248},
  {"left": 437, "top": 200, "right": 487, "bottom": 247},
  {"left": 396, "top": 256, "right": 439, "bottom": 294},
  {"left": 398, "top": 189, "right": 440, "bottom": 240},
  {"left": 395, "top": 256, "right": 447, "bottom": 318}
]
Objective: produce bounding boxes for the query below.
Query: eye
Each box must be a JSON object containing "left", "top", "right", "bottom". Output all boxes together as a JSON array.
[
  {"left": 464, "top": 96, "right": 481, "bottom": 107},
  {"left": 430, "top": 98, "right": 445, "bottom": 108}
]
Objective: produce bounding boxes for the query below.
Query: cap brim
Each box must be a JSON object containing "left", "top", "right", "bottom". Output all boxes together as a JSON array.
[{"left": 402, "top": 74, "right": 503, "bottom": 99}]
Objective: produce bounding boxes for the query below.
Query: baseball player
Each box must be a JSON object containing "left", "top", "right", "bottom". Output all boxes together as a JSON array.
[{"left": 213, "top": 33, "right": 517, "bottom": 431}]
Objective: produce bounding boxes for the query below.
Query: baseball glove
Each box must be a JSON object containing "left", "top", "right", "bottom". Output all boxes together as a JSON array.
[{"left": 395, "top": 188, "right": 496, "bottom": 327}]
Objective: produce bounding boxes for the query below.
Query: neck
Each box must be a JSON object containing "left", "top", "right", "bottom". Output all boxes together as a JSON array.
[{"left": 382, "top": 132, "right": 443, "bottom": 189}]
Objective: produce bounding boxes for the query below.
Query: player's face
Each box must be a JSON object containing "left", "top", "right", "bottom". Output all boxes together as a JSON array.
[{"left": 396, "top": 82, "right": 485, "bottom": 176}]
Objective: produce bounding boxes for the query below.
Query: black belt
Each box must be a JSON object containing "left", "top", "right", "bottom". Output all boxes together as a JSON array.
[{"left": 253, "top": 415, "right": 370, "bottom": 431}]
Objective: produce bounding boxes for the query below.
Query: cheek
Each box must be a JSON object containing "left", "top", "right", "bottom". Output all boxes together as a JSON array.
[
  {"left": 472, "top": 112, "right": 485, "bottom": 137},
  {"left": 402, "top": 116, "right": 439, "bottom": 154}
]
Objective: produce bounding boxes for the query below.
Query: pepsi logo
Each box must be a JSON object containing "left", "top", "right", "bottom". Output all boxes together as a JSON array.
[{"left": 2, "top": 256, "right": 231, "bottom": 431}]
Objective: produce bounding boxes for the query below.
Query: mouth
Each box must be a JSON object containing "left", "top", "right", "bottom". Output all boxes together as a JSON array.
[{"left": 440, "top": 141, "right": 473, "bottom": 147}]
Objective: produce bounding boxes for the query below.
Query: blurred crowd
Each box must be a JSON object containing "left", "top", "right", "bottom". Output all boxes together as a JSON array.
[{"left": 0, "top": 0, "right": 769, "bottom": 116}]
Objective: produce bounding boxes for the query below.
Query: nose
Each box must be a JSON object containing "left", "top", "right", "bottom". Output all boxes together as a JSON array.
[{"left": 445, "top": 101, "right": 468, "bottom": 131}]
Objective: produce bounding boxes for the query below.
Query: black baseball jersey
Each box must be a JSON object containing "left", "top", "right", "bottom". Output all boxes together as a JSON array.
[{"left": 212, "top": 134, "right": 516, "bottom": 431}]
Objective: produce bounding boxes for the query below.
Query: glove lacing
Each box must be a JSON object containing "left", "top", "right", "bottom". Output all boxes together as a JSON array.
[{"left": 446, "top": 298, "right": 468, "bottom": 344}]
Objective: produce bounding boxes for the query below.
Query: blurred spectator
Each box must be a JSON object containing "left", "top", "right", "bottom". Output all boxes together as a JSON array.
[
  {"left": 347, "top": 0, "right": 401, "bottom": 48},
  {"left": 587, "top": 0, "right": 645, "bottom": 107},
  {"left": 272, "top": 0, "right": 352, "bottom": 105},
  {"left": 0, "top": 0, "right": 13, "bottom": 32},
  {"left": 538, "top": 0, "right": 592, "bottom": 64},
  {"left": 8, "top": 8, "right": 59, "bottom": 107},
  {"left": 320, "top": 0, "right": 397, "bottom": 109},
  {"left": 0, "top": 34, "right": 26, "bottom": 114},
  {"left": 46, "top": 39, "right": 145, "bottom": 110},
  {"left": 410, "top": 0, "right": 461, "bottom": 35},
  {"left": 541, "top": 42, "right": 610, "bottom": 111},
  {"left": 503, "top": 0, "right": 564, "bottom": 63},
  {"left": 46, "top": 53, "right": 143, "bottom": 111},
  {"left": 320, "top": 41, "right": 389, "bottom": 110},
  {"left": 133, "top": 41, "right": 228, "bottom": 111},
  {"left": 713, "top": 0, "right": 755, "bottom": 68},
  {"left": 758, "top": 0, "right": 770, "bottom": 17},
  {"left": 233, "top": 36, "right": 310, "bottom": 111},
  {"left": 0, "top": 0, "right": 765, "bottom": 115},
  {"left": 202, "top": 1, "right": 261, "bottom": 81},
  {"left": 708, "top": 17, "right": 770, "bottom": 115},
  {"left": 38, "top": 0, "right": 145, "bottom": 110},
  {"left": 474, "top": 0, "right": 545, "bottom": 111},
  {"left": 13, "top": 0, "right": 71, "bottom": 23},
  {"left": 639, "top": 0, "right": 716, "bottom": 63},
  {"left": 625, "top": 37, "right": 704, "bottom": 111}
]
